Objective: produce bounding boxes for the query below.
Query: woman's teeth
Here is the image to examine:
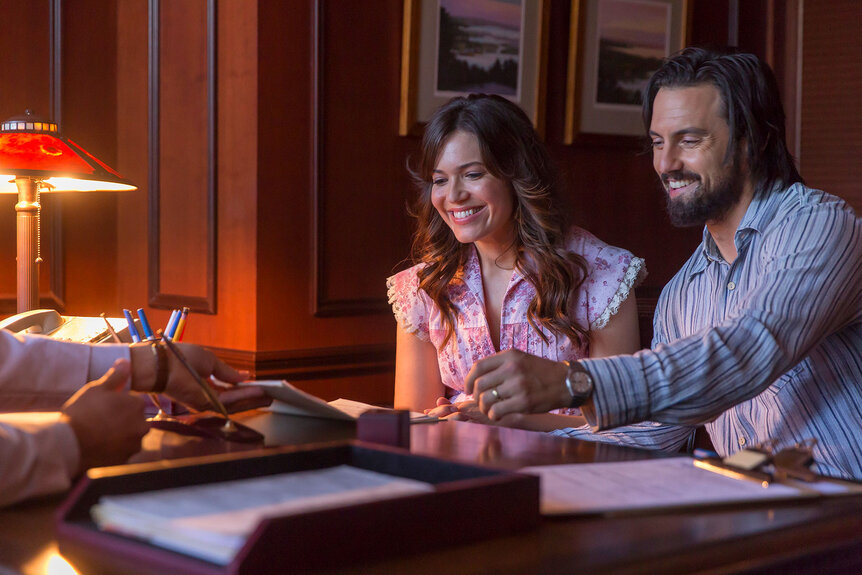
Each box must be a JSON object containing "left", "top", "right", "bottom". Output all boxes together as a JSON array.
[{"left": 453, "top": 207, "right": 480, "bottom": 218}]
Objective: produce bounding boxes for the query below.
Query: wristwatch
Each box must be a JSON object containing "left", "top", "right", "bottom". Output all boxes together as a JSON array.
[{"left": 563, "top": 360, "right": 594, "bottom": 408}]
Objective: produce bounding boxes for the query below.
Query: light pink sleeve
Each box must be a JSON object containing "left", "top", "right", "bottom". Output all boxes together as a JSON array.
[
  {"left": 0, "top": 330, "right": 129, "bottom": 411},
  {"left": 0, "top": 412, "right": 79, "bottom": 507},
  {"left": 569, "top": 228, "right": 647, "bottom": 330},
  {"left": 386, "top": 265, "right": 432, "bottom": 342}
]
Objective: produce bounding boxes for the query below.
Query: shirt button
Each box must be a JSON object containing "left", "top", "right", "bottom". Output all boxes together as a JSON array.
[
  {"left": 728, "top": 281, "right": 736, "bottom": 290},
  {"left": 738, "top": 436, "right": 746, "bottom": 447}
]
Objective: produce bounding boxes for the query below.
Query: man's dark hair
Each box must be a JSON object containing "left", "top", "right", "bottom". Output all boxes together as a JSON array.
[{"left": 643, "top": 47, "right": 803, "bottom": 192}]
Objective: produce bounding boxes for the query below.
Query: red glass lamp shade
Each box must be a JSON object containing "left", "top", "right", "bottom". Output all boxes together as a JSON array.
[
  {"left": 0, "top": 111, "right": 137, "bottom": 312},
  {"left": 0, "top": 112, "right": 135, "bottom": 193}
]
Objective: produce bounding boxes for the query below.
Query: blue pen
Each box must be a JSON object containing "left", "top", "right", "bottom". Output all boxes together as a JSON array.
[
  {"left": 693, "top": 448, "right": 720, "bottom": 460},
  {"left": 122, "top": 309, "right": 141, "bottom": 343},
  {"left": 163, "top": 309, "right": 178, "bottom": 338},
  {"left": 165, "top": 309, "right": 181, "bottom": 340},
  {"left": 136, "top": 308, "right": 155, "bottom": 340}
]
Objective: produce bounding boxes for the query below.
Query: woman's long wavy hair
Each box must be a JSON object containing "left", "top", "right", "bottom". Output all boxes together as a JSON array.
[{"left": 408, "top": 94, "right": 589, "bottom": 348}]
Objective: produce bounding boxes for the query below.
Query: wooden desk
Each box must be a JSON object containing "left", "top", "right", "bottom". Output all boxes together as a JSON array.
[{"left": 2, "top": 412, "right": 862, "bottom": 574}]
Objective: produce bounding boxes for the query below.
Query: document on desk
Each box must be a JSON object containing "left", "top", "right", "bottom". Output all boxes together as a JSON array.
[
  {"left": 249, "top": 380, "right": 436, "bottom": 422},
  {"left": 91, "top": 465, "right": 433, "bottom": 565},
  {"left": 523, "top": 457, "right": 860, "bottom": 516}
]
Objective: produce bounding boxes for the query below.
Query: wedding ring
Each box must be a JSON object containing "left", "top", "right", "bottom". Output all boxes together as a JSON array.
[{"left": 491, "top": 388, "right": 502, "bottom": 402}]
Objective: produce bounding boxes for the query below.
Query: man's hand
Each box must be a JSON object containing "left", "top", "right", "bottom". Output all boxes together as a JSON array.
[
  {"left": 61, "top": 359, "right": 149, "bottom": 472},
  {"left": 129, "top": 343, "right": 271, "bottom": 413},
  {"left": 464, "top": 349, "right": 570, "bottom": 420}
]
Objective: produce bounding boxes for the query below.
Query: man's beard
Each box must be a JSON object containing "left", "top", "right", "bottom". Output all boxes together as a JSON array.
[{"left": 663, "top": 156, "right": 745, "bottom": 227}]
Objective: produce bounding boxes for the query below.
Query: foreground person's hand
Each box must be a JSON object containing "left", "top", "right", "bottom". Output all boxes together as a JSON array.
[{"left": 62, "top": 359, "right": 148, "bottom": 472}]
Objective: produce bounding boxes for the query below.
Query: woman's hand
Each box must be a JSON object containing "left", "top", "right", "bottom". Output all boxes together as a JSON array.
[
  {"left": 424, "top": 396, "right": 458, "bottom": 418},
  {"left": 427, "top": 398, "right": 528, "bottom": 427}
]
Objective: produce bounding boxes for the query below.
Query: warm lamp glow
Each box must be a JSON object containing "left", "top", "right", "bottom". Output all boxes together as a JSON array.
[
  {"left": 0, "top": 115, "right": 136, "bottom": 194},
  {"left": 0, "top": 175, "right": 136, "bottom": 193},
  {"left": 21, "top": 547, "right": 81, "bottom": 575},
  {"left": 0, "top": 110, "right": 137, "bottom": 312}
]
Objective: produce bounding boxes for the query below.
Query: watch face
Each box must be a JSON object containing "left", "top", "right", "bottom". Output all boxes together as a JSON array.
[
  {"left": 571, "top": 371, "right": 592, "bottom": 395},
  {"left": 565, "top": 363, "right": 593, "bottom": 409}
]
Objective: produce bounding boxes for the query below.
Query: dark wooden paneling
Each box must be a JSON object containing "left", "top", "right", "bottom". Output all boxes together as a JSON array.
[
  {"left": 0, "top": 0, "right": 64, "bottom": 315},
  {"left": 251, "top": 0, "right": 407, "bottom": 403},
  {"left": 738, "top": 0, "right": 770, "bottom": 60},
  {"left": 0, "top": 0, "right": 123, "bottom": 317},
  {"left": 148, "top": 0, "right": 217, "bottom": 313},
  {"left": 800, "top": 0, "right": 862, "bottom": 210},
  {"left": 213, "top": 343, "right": 394, "bottom": 381},
  {"left": 312, "top": 0, "right": 414, "bottom": 317},
  {"left": 0, "top": 1, "right": 52, "bottom": 116},
  {"left": 58, "top": 0, "right": 121, "bottom": 316},
  {"left": 115, "top": 0, "right": 150, "bottom": 318},
  {"left": 42, "top": 0, "right": 858, "bottom": 405},
  {"left": 212, "top": 344, "right": 395, "bottom": 404},
  {"left": 690, "top": 0, "right": 731, "bottom": 49}
]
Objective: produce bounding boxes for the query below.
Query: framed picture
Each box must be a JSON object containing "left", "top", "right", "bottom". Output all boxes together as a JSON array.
[
  {"left": 400, "top": 0, "right": 549, "bottom": 137},
  {"left": 564, "top": 0, "right": 689, "bottom": 143}
]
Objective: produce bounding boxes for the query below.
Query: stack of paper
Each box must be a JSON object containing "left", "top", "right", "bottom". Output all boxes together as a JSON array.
[
  {"left": 249, "top": 380, "right": 436, "bottom": 422},
  {"left": 91, "top": 465, "right": 433, "bottom": 564},
  {"left": 523, "top": 456, "right": 861, "bottom": 515}
]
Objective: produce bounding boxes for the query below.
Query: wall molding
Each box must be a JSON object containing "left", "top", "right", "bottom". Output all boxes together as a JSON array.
[
  {"left": 147, "top": 0, "right": 217, "bottom": 313},
  {"left": 46, "top": 0, "right": 65, "bottom": 310},
  {"left": 210, "top": 343, "right": 396, "bottom": 381},
  {"left": 310, "top": 0, "right": 390, "bottom": 317}
]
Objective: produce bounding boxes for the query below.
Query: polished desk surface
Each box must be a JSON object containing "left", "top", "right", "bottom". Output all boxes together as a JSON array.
[{"left": 2, "top": 411, "right": 862, "bottom": 575}]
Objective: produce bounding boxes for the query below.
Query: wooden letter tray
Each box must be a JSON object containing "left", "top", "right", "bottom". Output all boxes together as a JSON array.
[{"left": 56, "top": 441, "right": 540, "bottom": 574}]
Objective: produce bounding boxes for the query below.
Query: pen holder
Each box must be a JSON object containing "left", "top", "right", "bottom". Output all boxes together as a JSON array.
[{"left": 357, "top": 409, "right": 410, "bottom": 449}]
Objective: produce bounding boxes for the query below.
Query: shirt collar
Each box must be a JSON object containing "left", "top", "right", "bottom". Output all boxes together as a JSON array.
[
  {"left": 738, "top": 181, "right": 784, "bottom": 235},
  {"left": 689, "top": 181, "right": 785, "bottom": 280}
]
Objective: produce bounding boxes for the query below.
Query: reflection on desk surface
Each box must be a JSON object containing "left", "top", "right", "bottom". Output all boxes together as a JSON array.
[
  {"left": 409, "top": 418, "right": 654, "bottom": 469},
  {"left": 2, "top": 409, "right": 862, "bottom": 575}
]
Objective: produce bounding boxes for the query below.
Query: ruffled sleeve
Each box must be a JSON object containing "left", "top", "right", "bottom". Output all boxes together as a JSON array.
[
  {"left": 591, "top": 255, "right": 646, "bottom": 330},
  {"left": 568, "top": 227, "right": 647, "bottom": 331},
  {"left": 386, "top": 264, "right": 432, "bottom": 342}
]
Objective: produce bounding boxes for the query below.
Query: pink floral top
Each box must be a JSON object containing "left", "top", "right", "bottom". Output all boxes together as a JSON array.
[{"left": 387, "top": 227, "right": 646, "bottom": 404}]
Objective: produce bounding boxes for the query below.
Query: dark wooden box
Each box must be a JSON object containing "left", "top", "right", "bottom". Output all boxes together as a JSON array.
[{"left": 56, "top": 441, "right": 540, "bottom": 574}]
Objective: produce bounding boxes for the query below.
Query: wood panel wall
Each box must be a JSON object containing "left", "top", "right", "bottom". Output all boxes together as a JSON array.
[
  {"left": 0, "top": 0, "right": 857, "bottom": 404},
  {"left": 799, "top": 0, "right": 862, "bottom": 210}
]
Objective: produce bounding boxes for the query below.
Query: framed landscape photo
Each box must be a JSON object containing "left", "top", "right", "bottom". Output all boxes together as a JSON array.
[
  {"left": 564, "top": 0, "right": 689, "bottom": 143},
  {"left": 400, "top": 0, "right": 549, "bottom": 137}
]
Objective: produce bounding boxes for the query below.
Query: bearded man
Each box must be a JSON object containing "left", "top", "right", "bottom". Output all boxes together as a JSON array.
[{"left": 464, "top": 47, "right": 862, "bottom": 480}]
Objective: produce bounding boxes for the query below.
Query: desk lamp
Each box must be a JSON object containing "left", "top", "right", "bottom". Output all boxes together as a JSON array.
[{"left": 0, "top": 110, "right": 136, "bottom": 312}]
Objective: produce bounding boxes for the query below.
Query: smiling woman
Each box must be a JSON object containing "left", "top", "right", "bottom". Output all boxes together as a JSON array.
[
  {"left": 386, "top": 94, "right": 655, "bottom": 435},
  {"left": 429, "top": 130, "right": 515, "bottom": 254}
]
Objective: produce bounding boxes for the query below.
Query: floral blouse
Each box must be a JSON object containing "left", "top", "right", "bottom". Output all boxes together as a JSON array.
[{"left": 387, "top": 226, "right": 646, "bottom": 405}]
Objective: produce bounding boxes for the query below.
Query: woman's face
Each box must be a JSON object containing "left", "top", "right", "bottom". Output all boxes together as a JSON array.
[{"left": 430, "top": 130, "right": 515, "bottom": 249}]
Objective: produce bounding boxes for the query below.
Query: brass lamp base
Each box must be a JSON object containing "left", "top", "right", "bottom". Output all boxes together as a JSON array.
[{"left": 14, "top": 177, "right": 41, "bottom": 313}]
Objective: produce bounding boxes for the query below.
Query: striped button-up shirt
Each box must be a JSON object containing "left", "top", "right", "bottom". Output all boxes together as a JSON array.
[{"left": 569, "top": 183, "right": 862, "bottom": 479}]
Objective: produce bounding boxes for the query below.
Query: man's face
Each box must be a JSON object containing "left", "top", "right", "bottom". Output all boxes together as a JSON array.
[{"left": 649, "top": 84, "right": 745, "bottom": 227}]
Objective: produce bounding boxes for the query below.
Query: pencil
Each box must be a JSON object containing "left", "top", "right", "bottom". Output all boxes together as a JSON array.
[{"left": 694, "top": 458, "right": 771, "bottom": 488}]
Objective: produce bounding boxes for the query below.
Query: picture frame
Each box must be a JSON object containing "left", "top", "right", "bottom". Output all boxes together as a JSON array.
[
  {"left": 400, "top": 0, "right": 549, "bottom": 137},
  {"left": 564, "top": 0, "right": 689, "bottom": 143}
]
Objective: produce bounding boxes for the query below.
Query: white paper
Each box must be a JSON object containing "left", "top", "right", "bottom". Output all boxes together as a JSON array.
[
  {"left": 522, "top": 457, "right": 858, "bottom": 515},
  {"left": 248, "top": 380, "right": 435, "bottom": 422},
  {"left": 91, "top": 465, "right": 433, "bottom": 564}
]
